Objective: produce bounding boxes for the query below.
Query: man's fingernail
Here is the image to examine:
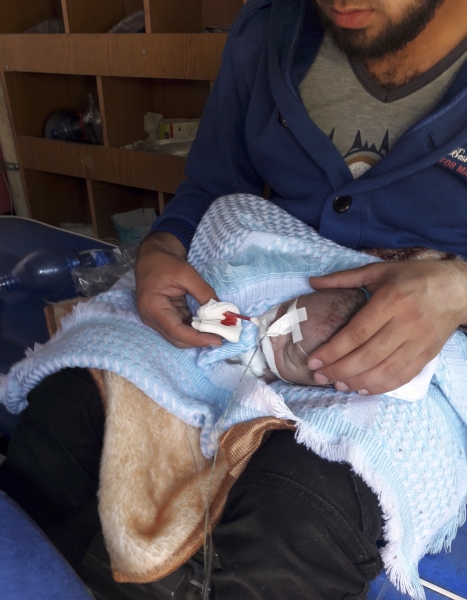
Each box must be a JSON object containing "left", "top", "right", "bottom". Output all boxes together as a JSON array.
[
  {"left": 335, "top": 381, "right": 349, "bottom": 392},
  {"left": 358, "top": 389, "right": 370, "bottom": 396},
  {"left": 314, "top": 373, "right": 329, "bottom": 385},
  {"left": 309, "top": 359, "right": 324, "bottom": 370}
]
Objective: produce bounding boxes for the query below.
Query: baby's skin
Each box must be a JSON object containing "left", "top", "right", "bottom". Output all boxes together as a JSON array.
[{"left": 265, "top": 288, "right": 367, "bottom": 385}]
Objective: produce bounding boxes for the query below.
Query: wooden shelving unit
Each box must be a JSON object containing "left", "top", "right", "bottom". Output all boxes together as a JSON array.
[{"left": 0, "top": 0, "right": 244, "bottom": 239}]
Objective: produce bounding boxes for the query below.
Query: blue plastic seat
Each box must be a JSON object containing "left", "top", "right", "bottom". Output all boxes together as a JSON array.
[
  {"left": 0, "top": 490, "right": 94, "bottom": 600},
  {"left": 368, "top": 521, "right": 467, "bottom": 599}
]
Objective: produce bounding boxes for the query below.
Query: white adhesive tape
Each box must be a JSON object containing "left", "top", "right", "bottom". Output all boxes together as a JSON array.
[
  {"left": 265, "top": 298, "right": 307, "bottom": 343},
  {"left": 287, "top": 298, "right": 307, "bottom": 343}
]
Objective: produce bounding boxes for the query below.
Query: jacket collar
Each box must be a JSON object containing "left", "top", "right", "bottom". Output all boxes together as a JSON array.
[
  {"left": 268, "top": 0, "right": 353, "bottom": 189},
  {"left": 267, "top": 0, "right": 467, "bottom": 187}
]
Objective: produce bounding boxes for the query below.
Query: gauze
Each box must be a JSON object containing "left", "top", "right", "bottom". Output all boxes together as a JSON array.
[{"left": 192, "top": 299, "right": 243, "bottom": 343}]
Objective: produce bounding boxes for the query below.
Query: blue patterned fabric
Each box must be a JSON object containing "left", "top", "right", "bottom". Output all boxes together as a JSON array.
[{"left": 1, "top": 195, "right": 466, "bottom": 599}]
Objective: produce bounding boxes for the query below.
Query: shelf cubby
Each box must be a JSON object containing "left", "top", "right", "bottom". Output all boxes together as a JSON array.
[
  {"left": 145, "top": 0, "right": 201, "bottom": 34},
  {"left": 87, "top": 179, "right": 158, "bottom": 239},
  {"left": 23, "top": 170, "right": 90, "bottom": 226},
  {"left": 63, "top": 0, "right": 145, "bottom": 34},
  {"left": 4, "top": 71, "right": 98, "bottom": 139},
  {"left": 145, "top": 0, "right": 244, "bottom": 33},
  {"left": 0, "top": 0, "right": 62, "bottom": 34},
  {"left": 201, "top": 0, "right": 244, "bottom": 29},
  {"left": 99, "top": 76, "right": 210, "bottom": 148}
]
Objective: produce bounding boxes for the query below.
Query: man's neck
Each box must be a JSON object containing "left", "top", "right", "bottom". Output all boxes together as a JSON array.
[{"left": 363, "top": 0, "right": 467, "bottom": 90}]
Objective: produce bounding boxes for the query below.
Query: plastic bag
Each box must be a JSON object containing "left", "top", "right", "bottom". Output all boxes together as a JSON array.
[
  {"left": 71, "top": 246, "right": 137, "bottom": 297},
  {"left": 111, "top": 207, "right": 156, "bottom": 244},
  {"left": 127, "top": 137, "right": 196, "bottom": 156},
  {"left": 108, "top": 10, "right": 145, "bottom": 34},
  {"left": 60, "top": 223, "right": 96, "bottom": 238},
  {"left": 25, "top": 19, "right": 65, "bottom": 33},
  {"left": 125, "top": 113, "right": 199, "bottom": 157},
  {"left": 198, "top": 25, "right": 231, "bottom": 33}
]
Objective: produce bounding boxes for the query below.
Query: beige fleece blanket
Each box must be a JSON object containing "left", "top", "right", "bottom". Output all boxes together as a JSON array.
[{"left": 47, "top": 295, "right": 293, "bottom": 583}]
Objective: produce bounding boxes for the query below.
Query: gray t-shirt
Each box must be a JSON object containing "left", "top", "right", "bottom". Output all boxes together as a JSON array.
[{"left": 299, "top": 33, "right": 467, "bottom": 178}]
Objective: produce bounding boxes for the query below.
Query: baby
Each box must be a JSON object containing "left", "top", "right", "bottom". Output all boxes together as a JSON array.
[
  {"left": 193, "top": 288, "right": 439, "bottom": 400},
  {"left": 258, "top": 288, "right": 366, "bottom": 386}
]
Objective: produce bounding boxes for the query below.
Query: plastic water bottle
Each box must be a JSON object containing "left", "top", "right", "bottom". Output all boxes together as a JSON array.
[{"left": 0, "top": 247, "right": 115, "bottom": 295}]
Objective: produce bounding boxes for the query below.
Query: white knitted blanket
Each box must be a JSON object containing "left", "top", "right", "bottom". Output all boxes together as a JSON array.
[{"left": 1, "top": 195, "right": 467, "bottom": 599}]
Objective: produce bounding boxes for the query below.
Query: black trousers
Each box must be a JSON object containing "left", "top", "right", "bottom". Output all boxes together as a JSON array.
[{"left": 0, "top": 368, "right": 383, "bottom": 599}]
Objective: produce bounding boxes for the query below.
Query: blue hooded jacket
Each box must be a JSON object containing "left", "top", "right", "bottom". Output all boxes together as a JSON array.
[{"left": 152, "top": 0, "right": 467, "bottom": 257}]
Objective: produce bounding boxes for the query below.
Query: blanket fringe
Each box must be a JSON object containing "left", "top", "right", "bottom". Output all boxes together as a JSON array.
[
  {"left": 293, "top": 419, "right": 427, "bottom": 600},
  {"left": 425, "top": 498, "right": 467, "bottom": 555}
]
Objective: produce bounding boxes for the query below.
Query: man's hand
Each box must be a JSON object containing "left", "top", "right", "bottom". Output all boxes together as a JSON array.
[
  {"left": 136, "top": 231, "right": 222, "bottom": 349},
  {"left": 307, "top": 260, "right": 467, "bottom": 395}
]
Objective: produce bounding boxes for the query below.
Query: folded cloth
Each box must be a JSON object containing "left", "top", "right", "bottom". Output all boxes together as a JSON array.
[{"left": 1, "top": 194, "right": 467, "bottom": 600}]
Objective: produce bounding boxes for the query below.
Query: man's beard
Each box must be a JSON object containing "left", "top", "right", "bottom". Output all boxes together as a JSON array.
[{"left": 315, "top": 0, "right": 445, "bottom": 59}]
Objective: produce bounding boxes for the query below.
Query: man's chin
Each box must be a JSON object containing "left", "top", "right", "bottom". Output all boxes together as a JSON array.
[
  {"left": 326, "top": 26, "right": 384, "bottom": 58},
  {"left": 315, "top": 0, "right": 446, "bottom": 60}
]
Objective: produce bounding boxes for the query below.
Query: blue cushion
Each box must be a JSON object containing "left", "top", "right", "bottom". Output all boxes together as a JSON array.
[{"left": 0, "top": 490, "right": 93, "bottom": 600}]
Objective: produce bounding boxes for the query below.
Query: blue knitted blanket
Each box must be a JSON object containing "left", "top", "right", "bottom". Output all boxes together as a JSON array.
[{"left": 1, "top": 195, "right": 467, "bottom": 599}]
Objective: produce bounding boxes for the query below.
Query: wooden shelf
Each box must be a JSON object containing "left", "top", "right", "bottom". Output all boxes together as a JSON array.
[
  {"left": 18, "top": 137, "right": 186, "bottom": 194},
  {"left": 0, "top": 0, "right": 244, "bottom": 239},
  {"left": 0, "top": 33, "right": 227, "bottom": 79}
]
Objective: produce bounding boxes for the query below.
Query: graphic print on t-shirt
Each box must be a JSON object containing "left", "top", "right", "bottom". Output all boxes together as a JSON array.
[
  {"left": 299, "top": 31, "right": 467, "bottom": 179},
  {"left": 331, "top": 128, "right": 389, "bottom": 178}
]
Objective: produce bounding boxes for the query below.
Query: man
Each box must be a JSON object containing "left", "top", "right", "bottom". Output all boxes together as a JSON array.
[
  {"left": 1, "top": 1, "right": 467, "bottom": 598},
  {"left": 133, "top": 0, "right": 467, "bottom": 597},
  {"left": 137, "top": 0, "right": 467, "bottom": 395}
]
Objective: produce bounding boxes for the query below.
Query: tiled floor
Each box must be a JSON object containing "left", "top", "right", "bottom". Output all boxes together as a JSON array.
[{"left": 369, "top": 522, "right": 467, "bottom": 600}]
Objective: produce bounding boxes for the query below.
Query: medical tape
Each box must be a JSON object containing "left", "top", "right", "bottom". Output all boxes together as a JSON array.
[
  {"left": 287, "top": 298, "right": 307, "bottom": 343},
  {"left": 261, "top": 334, "right": 293, "bottom": 383},
  {"left": 258, "top": 300, "right": 307, "bottom": 383},
  {"left": 258, "top": 304, "right": 279, "bottom": 338},
  {"left": 257, "top": 304, "right": 291, "bottom": 383},
  {"left": 265, "top": 298, "right": 307, "bottom": 343}
]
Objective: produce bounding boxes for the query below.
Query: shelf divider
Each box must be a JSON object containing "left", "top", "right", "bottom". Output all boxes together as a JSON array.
[{"left": 96, "top": 76, "right": 110, "bottom": 147}]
